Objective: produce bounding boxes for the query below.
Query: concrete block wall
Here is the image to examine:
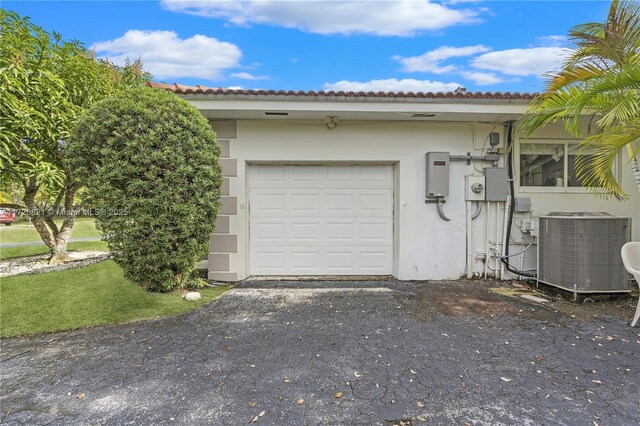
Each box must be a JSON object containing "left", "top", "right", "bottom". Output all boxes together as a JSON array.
[{"left": 208, "top": 120, "right": 239, "bottom": 282}]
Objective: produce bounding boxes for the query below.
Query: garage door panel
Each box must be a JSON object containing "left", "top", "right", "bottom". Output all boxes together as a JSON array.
[
  {"left": 327, "top": 190, "right": 392, "bottom": 217},
  {"left": 253, "top": 193, "right": 286, "bottom": 213},
  {"left": 360, "top": 221, "right": 393, "bottom": 241},
  {"left": 326, "top": 193, "right": 354, "bottom": 213},
  {"left": 326, "top": 167, "right": 354, "bottom": 182},
  {"left": 359, "top": 192, "right": 392, "bottom": 213},
  {"left": 326, "top": 222, "right": 354, "bottom": 241},
  {"left": 291, "top": 193, "right": 320, "bottom": 212},
  {"left": 360, "top": 165, "right": 394, "bottom": 185},
  {"left": 292, "top": 166, "right": 320, "bottom": 183},
  {"left": 360, "top": 251, "right": 393, "bottom": 272},
  {"left": 255, "top": 251, "right": 286, "bottom": 270},
  {"left": 255, "top": 166, "right": 285, "bottom": 185},
  {"left": 252, "top": 218, "right": 392, "bottom": 247},
  {"left": 291, "top": 251, "right": 321, "bottom": 270},
  {"left": 254, "top": 222, "right": 286, "bottom": 243},
  {"left": 250, "top": 165, "right": 393, "bottom": 275},
  {"left": 326, "top": 251, "right": 354, "bottom": 269},
  {"left": 290, "top": 222, "right": 319, "bottom": 241},
  {"left": 252, "top": 190, "right": 392, "bottom": 217}
]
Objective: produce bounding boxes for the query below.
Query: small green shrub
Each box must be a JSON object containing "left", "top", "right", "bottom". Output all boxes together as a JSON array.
[{"left": 69, "top": 87, "right": 221, "bottom": 291}]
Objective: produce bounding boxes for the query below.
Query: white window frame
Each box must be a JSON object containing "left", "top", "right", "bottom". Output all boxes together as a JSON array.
[{"left": 516, "top": 138, "right": 620, "bottom": 193}]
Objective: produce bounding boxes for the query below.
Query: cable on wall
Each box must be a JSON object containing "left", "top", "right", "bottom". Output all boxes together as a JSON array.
[{"left": 500, "top": 121, "right": 536, "bottom": 278}]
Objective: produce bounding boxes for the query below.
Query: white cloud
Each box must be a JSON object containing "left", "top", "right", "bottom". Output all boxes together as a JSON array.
[
  {"left": 471, "top": 47, "right": 572, "bottom": 76},
  {"left": 458, "top": 71, "right": 505, "bottom": 85},
  {"left": 394, "top": 44, "right": 490, "bottom": 73},
  {"left": 537, "top": 35, "right": 568, "bottom": 47},
  {"left": 161, "top": 0, "right": 480, "bottom": 36},
  {"left": 93, "top": 30, "right": 242, "bottom": 80},
  {"left": 323, "top": 78, "right": 461, "bottom": 93},
  {"left": 230, "top": 72, "right": 268, "bottom": 80}
]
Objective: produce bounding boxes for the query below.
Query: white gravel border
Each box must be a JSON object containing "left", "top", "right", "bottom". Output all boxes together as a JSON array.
[{"left": 0, "top": 251, "right": 110, "bottom": 278}]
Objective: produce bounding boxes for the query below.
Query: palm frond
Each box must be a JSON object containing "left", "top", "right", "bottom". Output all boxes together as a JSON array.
[
  {"left": 547, "top": 63, "right": 608, "bottom": 91},
  {"left": 523, "top": 0, "right": 640, "bottom": 199},
  {"left": 575, "top": 119, "right": 640, "bottom": 200}
]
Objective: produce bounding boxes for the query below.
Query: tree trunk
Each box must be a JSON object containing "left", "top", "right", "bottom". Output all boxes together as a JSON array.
[
  {"left": 22, "top": 179, "right": 56, "bottom": 251},
  {"left": 49, "top": 238, "right": 73, "bottom": 264},
  {"left": 22, "top": 177, "right": 79, "bottom": 263},
  {"left": 30, "top": 215, "right": 56, "bottom": 249},
  {"left": 48, "top": 183, "right": 79, "bottom": 264},
  {"left": 49, "top": 208, "right": 76, "bottom": 265}
]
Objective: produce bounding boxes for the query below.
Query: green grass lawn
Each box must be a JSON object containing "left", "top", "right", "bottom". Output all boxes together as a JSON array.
[
  {"left": 0, "top": 217, "right": 101, "bottom": 245},
  {"left": 0, "top": 218, "right": 106, "bottom": 260},
  {"left": 0, "top": 241, "right": 109, "bottom": 261},
  {"left": 0, "top": 261, "right": 229, "bottom": 337}
]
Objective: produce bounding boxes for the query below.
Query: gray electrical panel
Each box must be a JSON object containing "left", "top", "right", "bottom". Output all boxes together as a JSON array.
[
  {"left": 514, "top": 197, "right": 531, "bottom": 213},
  {"left": 484, "top": 167, "right": 508, "bottom": 201},
  {"left": 425, "top": 152, "right": 449, "bottom": 197},
  {"left": 489, "top": 132, "right": 500, "bottom": 146}
]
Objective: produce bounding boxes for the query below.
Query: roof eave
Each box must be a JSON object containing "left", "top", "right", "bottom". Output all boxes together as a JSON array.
[
  {"left": 147, "top": 82, "right": 537, "bottom": 104},
  {"left": 176, "top": 93, "right": 534, "bottom": 105}
]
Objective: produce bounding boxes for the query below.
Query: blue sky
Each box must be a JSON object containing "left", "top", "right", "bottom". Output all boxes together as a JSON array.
[{"left": 6, "top": 1, "right": 612, "bottom": 93}]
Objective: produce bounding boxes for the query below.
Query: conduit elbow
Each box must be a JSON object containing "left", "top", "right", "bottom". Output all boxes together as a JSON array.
[{"left": 436, "top": 198, "right": 451, "bottom": 222}]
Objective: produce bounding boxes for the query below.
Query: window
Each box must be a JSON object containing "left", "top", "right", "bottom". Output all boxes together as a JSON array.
[{"left": 519, "top": 140, "right": 601, "bottom": 188}]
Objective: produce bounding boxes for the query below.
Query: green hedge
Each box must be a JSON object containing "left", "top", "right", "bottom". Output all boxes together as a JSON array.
[{"left": 69, "top": 87, "right": 222, "bottom": 291}]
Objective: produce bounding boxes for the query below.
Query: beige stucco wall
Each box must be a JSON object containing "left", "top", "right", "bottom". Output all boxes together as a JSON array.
[{"left": 210, "top": 118, "right": 639, "bottom": 281}]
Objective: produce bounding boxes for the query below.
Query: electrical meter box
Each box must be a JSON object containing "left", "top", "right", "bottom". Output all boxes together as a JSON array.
[
  {"left": 425, "top": 152, "right": 449, "bottom": 197},
  {"left": 514, "top": 197, "right": 531, "bottom": 213},
  {"left": 484, "top": 167, "right": 508, "bottom": 201}
]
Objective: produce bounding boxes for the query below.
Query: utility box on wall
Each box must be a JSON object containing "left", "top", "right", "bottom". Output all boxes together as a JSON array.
[
  {"left": 425, "top": 152, "right": 449, "bottom": 197},
  {"left": 484, "top": 167, "right": 508, "bottom": 201}
]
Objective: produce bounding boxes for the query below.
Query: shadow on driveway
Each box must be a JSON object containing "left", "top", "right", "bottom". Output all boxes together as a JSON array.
[{"left": 1, "top": 279, "right": 639, "bottom": 425}]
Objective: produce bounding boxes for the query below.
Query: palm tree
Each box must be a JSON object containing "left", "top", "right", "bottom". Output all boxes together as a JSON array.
[{"left": 520, "top": 0, "right": 640, "bottom": 200}]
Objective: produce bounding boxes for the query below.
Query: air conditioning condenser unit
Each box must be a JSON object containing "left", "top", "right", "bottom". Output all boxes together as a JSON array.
[{"left": 537, "top": 212, "right": 632, "bottom": 295}]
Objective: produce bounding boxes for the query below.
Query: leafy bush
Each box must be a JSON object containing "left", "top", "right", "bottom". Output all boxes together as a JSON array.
[
  {"left": 1, "top": 10, "right": 151, "bottom": 262},
  {"left": 69, "top": 86, "right": 221, "bottom": 291}
]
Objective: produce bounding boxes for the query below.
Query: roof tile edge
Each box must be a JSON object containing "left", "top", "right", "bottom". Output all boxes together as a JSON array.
[{"left": 146, "top": 82, "right": 537, "bottom": 100}]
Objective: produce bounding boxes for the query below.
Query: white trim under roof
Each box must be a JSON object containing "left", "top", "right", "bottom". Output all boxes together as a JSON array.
[{"left": 187, "top": 98, "right": 530, "bottom": 122}]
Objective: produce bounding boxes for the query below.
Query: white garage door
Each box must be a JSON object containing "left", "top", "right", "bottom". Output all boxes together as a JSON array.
[{"left": 249, "top": 164, "right": 393, "bottom": 275}]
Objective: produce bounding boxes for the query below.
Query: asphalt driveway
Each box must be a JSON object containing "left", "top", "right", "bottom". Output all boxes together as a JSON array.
[{"left": 1, "top": 280, "right": 639, "bottom": 425}]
